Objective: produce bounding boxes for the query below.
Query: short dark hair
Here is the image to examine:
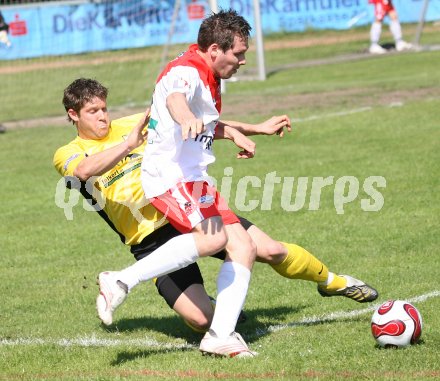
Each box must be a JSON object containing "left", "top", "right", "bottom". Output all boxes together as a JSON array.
[
  {"left": 197, "top": 9, "right": 252, "bottom": 52},
  {"left": 62, "top": 78, "right": 108, "bottom": 123}
]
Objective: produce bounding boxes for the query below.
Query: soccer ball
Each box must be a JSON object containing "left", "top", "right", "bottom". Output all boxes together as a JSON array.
[{"left": 371, "top": 300, "right": 422, "bottom": 348}]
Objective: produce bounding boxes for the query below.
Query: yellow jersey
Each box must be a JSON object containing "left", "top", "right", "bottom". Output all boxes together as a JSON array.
[{"left": 53, "top": 113, "right": 167, "bottom": 246}]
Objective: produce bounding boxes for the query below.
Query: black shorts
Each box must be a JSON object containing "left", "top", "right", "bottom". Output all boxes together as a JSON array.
[{"left": 130, "top": 216, "right": 254, "bottom": 308}]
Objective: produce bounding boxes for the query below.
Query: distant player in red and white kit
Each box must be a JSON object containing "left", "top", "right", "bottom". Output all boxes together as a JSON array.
[
  {"left": 368, "top": 0, "right": 412, "bottom": 54},
  {"left": 0, "top": 11, "right": 11, "bottom": 48}
]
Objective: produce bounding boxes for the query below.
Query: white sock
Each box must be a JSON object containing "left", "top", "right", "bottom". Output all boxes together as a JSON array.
[
  {"left": 390, "top": 20, "right": 402, "bottom": 43},
  {"left": 117, "top": 233, "right": 199, "bottom": 291},
  {"left": 370, "top": 21, "right": 382, "bottom": 45},
  {"left": 318, "top": 271, "right": 334, "bottom": 286},
  {"left": 209, "top": 262, "right": 251, "bottom": 338}
]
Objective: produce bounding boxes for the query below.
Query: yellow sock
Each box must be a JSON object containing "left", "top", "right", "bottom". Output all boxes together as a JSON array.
[
  {"left": 321, "top": 272, "right": 347, "bottom": 292},
  {"left": 271, "top": 242, "right": 329, "bottom": 283}
]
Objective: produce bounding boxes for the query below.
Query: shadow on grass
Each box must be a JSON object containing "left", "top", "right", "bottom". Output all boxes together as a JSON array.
[
  {"left": 103, "top": 304, "right": 310, "bottom": 341},
  {"left": 111, "top": 347, "right": 194, "bottom": 365},
  {"left": 105, "top": 304, "right": 378, "bottom": 364},
  {"left": 373, "top": 338, "right": 425, "bottom": 350},
  {"left": 105, "top": 305, "right": 309, "bottom": 364},
  {"left": 110, "top": 348, "right": 194, "bottom": 366}
]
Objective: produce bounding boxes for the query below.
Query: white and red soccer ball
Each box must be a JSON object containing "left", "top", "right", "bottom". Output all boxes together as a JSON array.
[{"left": 371, "top": 300, "right": 423, "bottom": 348}]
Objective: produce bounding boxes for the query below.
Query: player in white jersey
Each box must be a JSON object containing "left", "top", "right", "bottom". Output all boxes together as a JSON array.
[
  {"left": 139, "top": 9, "right": 258, "bottom": 357},
  {"left": 97, "top": 10, "right": 262, "bottom": 358},
  {"left": 141, "top": 48, "right": 220, "bottom": 198}
]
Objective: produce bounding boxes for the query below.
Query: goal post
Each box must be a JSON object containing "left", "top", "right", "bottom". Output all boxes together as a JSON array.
[
  {"left": 252, "top": 0, "right": 266, "bottom": 81},
  {"left": 413, "top": 0, "right": 430, "bottom": 47}
]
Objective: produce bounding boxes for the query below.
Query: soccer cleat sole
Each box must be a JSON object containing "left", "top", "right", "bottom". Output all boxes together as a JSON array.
[
  {"left": 200, "top": 349, "right": 257, "bottom": 358},
  {"left": 95, "top": 272, "right": 127, "bottom": 326},
  {"left": 199, "top": 331, "right": 257, "bottom": 358}
]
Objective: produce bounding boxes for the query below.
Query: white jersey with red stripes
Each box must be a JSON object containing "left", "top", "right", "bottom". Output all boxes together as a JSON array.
[{"left": 141, "top": 44, "right": 222, "bottom": 198}]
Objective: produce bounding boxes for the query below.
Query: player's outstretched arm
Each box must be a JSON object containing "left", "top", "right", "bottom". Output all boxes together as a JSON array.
[
  {"left": 219, "top": 115, "right": 291, "bottom": 137},
  {"left": 73, "top": 109, "right": 150, "bottom": 181},
  {"left": 215, "top": 124, "right": 256, "bottom": 159}
]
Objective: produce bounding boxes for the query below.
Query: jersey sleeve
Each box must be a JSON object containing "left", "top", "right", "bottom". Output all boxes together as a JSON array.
[
  {"left": 162, "top": 65, "right": 200, "bottom": 103},
  {"left": 53, "top": 144, "right": 87, "bottom": 177}
]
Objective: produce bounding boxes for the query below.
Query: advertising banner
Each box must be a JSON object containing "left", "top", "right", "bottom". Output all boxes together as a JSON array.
[{"left": 0, "top": 0, "right": 438, "bottom": 60}]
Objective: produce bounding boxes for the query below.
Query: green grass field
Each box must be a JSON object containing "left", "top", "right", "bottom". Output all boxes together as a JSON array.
[{"left": 1, "top": 25, "right": 440, "bottom": 380}]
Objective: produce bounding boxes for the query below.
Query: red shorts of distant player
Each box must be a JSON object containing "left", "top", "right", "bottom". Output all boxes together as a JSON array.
[
  {"left": 369, "top": 0, "right": 395, "bottom": 21},
  {"left": 150, "top": 181, "right": 239, "bottom": 233}
]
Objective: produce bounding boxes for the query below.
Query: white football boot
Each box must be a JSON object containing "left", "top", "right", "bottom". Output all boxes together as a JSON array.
[
  {"left": 369, "top": 43, "right": 387, "bottom": 54},
  {"left": 396, "top": 40, "right": 413, "bottom": 52},
  {"left": 96, "top": 271, "right": 128, "bottom": 325},
  {"left": 199, "top": 330, "right": 257, "bottom": 358}
]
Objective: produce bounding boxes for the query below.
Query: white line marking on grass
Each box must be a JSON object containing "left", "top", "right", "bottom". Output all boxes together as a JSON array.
[
  {"left": 292, "top": 101, "right": 407, "bottom": 124},
  {"left": 255, "top": 290, "right": 440, "bottom": 337},
  {"left": 1, "top": 291, "right": 439, "bottom": 349},
  {"left": 292, "top": 106, "right": 372, "bottom": 123},
  {"left": 0, "top": 334, "right": 195, "bottom": 349}
]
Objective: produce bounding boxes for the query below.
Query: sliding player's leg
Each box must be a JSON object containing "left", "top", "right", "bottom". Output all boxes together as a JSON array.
[
  {"left": 154, "top": 263, "right": 247, "bottom": 333},
  {"left": 155, "top": 265, "right": 213, "bottom": 333},
  {"left": 149, "top": 215, "right": 378, "bottom": 335},
  {"left": 242, "top": 219, "right": 378, "bottom": 303},
  {"left": 128, "top": 222, "right": 214, "bottom": 332},
  {"left": 96, "top": 183, "right": 228, "bottom": 326}
]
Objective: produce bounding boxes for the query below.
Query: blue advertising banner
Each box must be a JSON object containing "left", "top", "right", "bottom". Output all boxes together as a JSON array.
[
  {"left": 220, "top": 0, "right": 366, "bottom": 32},
  {"left": 0, "top": 0, "right": 439, "bottom": 60}
]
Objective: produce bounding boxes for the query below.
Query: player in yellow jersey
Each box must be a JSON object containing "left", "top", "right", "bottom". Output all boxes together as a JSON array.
[{"left": 54, "top": 78, "right": 378, "bottom": 334}]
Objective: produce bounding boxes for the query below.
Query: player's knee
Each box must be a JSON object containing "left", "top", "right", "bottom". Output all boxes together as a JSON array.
[
  {"left": 227, "top": 233, "right": 257, "bottom": 264},
  {"left": 205, "top": 229, "right": 228, "bottom": 255},
  {"left": 240, "top": 235, "right": 257, "bottom": 263},
  {"left": 184, "top": 309, "right": 213, "bottom": 333},
  {"left": 193, "top": 230, "right": 227, "bottom": 257},
  {"left": 195, "top": 218, "right": 228, "bottom": 256},
  {"left": 257, "top": 241, "right": 286, "bottom": 264}
]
